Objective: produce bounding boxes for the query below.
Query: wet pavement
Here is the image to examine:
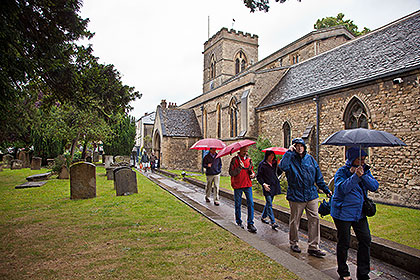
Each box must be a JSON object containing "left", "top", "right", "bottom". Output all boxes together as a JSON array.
[{"left": 139, "top": 170, "right": 419, "bottom": 280}]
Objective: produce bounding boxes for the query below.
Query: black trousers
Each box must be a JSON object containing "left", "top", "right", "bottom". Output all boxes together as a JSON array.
[{"left": 333, "top": 217, "right": 371, "bottom": 280}]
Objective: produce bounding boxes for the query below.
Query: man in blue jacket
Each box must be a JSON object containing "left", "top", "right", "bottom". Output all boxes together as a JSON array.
[
  {"left": 203, "top": 148, "right": 222, "bottom": 205},
  {"left": 280, "top": 138, "right": 332, "bottom": 258},
  {"left": 331, "top": 147, "right": 379, "bottom": 280}
]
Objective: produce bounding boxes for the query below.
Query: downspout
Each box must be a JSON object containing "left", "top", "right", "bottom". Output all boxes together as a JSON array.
[{"left": 314, "top": 95, "right": 320, "bottom": 163}]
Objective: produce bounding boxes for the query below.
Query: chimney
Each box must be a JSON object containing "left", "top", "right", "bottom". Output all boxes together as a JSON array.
[{"left": 160, "top": 99, "right": 167, "bottom": 108}]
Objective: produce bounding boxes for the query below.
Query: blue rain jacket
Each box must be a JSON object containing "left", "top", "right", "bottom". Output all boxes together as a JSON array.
[
  {"left": 279, "top": 139, "right": 330, "bottom": 202},
  {"left": 331, "top": 148, "right": 379, "bottom": 221}
]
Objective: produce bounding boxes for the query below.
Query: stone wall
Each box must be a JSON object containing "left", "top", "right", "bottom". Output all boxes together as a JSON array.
[
  {"left": 160, "top": 136, "right": 202, "bottom": 171},
  {"left": 257, "top": 71, "right": 420, "bottom": 207}
]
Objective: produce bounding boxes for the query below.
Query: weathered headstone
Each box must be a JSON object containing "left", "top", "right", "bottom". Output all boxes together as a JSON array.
[
  {"left": 112, "top": 166, "right": 130, "bottom": 188},
  {"left": 26, "top": 172, "right": 51, "bottom": 182},
  {"left": 93, "top": 151, "right": 99, "bottom": 163},
  {"left": 18, "top": 151, "right": 30, "bottom": 168},
  {"left": 58, "top": 165, "right": 69, "bottom": 179},
  {"left": 104, "top": 155, "right": 114, "bottom": 168},
  {"left": 114, "top": 155, "right": 130, "bottom": 164},
  {"left": 15, "top": 181, "right": 47, "bottom": 189},
  {"left": 70, "top": 162, "right": 96, "bottom": 199},
  {"left": 31, "top": 157, "right": 42, "bottom": 170},
  {"left": 11, "top": 159, "right": 23, "bottom": 170},
  {"left": 86, "top": 156, "right": 92, "bottom": 163},
  {"left": 4, "top": 154, "right": 13, "bottom": 169},
  {"left": 106, "top": 167, "right": 115, "bottom": 180},
  {"left": 114, "top": 168, "right": 138, "bottom": 196}
]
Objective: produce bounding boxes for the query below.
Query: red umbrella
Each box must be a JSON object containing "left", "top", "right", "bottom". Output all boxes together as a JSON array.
[
  {"left": 262, "top": 147, "right": 288, "bottom": 155},
  {"left": 216, "top": 140, "right": 256, "bottom": 158},
  {"left": 190, "top": 138, "right": 226, "bottom": 150}
]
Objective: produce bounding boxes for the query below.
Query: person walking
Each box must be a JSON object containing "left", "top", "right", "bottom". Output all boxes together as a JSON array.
[
  {"left": 257, "top": 150, "right": 282, "bottom": 229},
  {"left": 331, "top": 147, "right": 379, "bottom": 280},
  {"left": 203, "top": 148, "right": 222, "bottom": 206},
  {"left": 280, "top": 138, "right": 332, "bottom": 257},
  {"left": 229, "top": 146, "right": 257, "bottom": 233}
]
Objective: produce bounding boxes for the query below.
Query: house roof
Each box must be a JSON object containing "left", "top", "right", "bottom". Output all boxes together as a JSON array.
[
  {"left": 257, "top": 11, "right": 420, "bottom": 110},
  {"left": 140, "top": 112, "right": 155, "bottom": 124},
  {"left": 158, "top": 107, "right": 202, "bottom": 137}
]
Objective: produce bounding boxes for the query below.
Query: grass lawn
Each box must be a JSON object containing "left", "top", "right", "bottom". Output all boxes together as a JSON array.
[
  {"left": 167, "top": 169, "right": 420, "bottom": 250},
  {"left": 0, "top": 167, "right": 299, "bottom": 280}
]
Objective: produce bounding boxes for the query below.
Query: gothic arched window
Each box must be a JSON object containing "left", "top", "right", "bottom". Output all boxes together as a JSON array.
[
  {"left": 216, "top": 103, "right": 221, "bottom": 138},
  {"left": 344, "top": 97, "right": 369, "bottom": 129},
  {"left": 283, "top": 122, "right": 291, "bottom": 148},
  {"left": 234, "top": 50, "right": 247, "bottom": 74},
  {"left": 210, "top": 55, "right": 216, "bottom": 80},
  {"left": 229, "top": 98, "right": 238, "bottom": 138}
]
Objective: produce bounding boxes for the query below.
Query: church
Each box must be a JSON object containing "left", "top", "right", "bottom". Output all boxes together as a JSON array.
[{"left": 152, "top": 11, "right": 420, "bottom": 208}]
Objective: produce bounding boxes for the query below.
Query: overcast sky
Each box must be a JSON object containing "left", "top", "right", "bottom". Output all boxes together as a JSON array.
[{"left": 79, "top": 0, "right": 419, "bottom": 120}]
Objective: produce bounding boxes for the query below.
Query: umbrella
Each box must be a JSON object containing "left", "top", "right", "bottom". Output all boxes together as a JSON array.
[
  {"left": 216, "top": 139, "right": 256, "bottom": 158},
  {"left": 262, "top": 147, "right": 288, "bottom": 155},
  {"left": 321, "top": 128, "right": 406, "bottom": 147},
  {"left": 190, "top": 138, "right": 226, "bottom": 150}
]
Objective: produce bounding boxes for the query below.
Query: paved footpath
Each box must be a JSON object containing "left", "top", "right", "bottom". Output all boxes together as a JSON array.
[{"left": 139, "top": 170, "right": 419, "bottom": 280}]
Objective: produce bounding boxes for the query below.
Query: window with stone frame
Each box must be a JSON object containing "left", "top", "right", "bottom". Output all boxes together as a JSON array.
[
  {"left": 203, "top": 108, "right": 208, "bottom": 138},
  {"left": 235, "top": 50, "right": 247, "bottom": 74},
  {"left": 216, "top": 103, "right": 221, "bottom": 138},
  {"left": 229, "top": 98, "right": 238, "bottom": 138},
  {"left": 210, "top": 55, "right": 216, "bottom": 80},
  {"left": 344, "top": 97, "right": 369, "bottom": 129},
  {"left": 283, "top": 121, "right": 291, "bottom": 148}
]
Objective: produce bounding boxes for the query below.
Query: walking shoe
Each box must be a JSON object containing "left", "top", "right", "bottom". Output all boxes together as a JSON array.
[
  {"left": 271, "top": 223, "right": 279, "bottom": 230},
  {"left": 214, "top": 201, "right": 219, "bottom": 206},
  {"left": 237, "top": 223, "right": 244, "bottom": 229},
  {"left": 290, "top": 245, "right": 301, "bottom": 253},
  {"left": 261, "top": 217, "right": 269, "bottom": 224},
  {"left": 308, "top": 249, "right": 326, "bottom": 258},
  {"left": 205, "top": 197, "right": 210, "bottom": 202},
  {"left": 247, "top": 224, "right": 257, "bottom": 233}
]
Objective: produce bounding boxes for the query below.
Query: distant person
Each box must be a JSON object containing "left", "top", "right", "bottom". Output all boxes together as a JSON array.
[
  {"left": 331, "top": 147, "right": 379, "bottom": 280},
  {"left": 150, "top": 153, "right": 157, "bottom": 171},
  {"left": 202, "top": 148, "right": 222, "bottom": 206},
  {"left": 229, "top": 146, "right": 257, "bottom": 233},
  {"left": 141, "top": 152, "right": 149, "bottom": 172},
  {"left": 257, "top": 150, "right": 282, "bottom": 229},
  {"left": 280, "top": 138, "right": 332, "bottom": 258}
]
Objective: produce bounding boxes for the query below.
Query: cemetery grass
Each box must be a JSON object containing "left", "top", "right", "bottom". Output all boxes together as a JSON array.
[
  {"left": 166, "top": 169, "right": 420, "bottom": 250},
  {"left": 0, "top": 168, "right": 299, "bottom": 280}
]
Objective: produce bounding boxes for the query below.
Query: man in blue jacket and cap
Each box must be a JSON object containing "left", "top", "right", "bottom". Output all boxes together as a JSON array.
[{"left": 280, "top": 138, "right": 332, "bottom": 258}]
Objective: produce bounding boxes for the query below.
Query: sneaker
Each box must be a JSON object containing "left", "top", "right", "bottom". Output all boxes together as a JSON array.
[
  {"left": 290, "top": 245, "right": 301, "bottom": 253},
  {"left": 237, "top": 223, "right": 244, "bottom": 229},
  {"left": 205, "top": 197, "right": 210, "bottom": 202},
  {"left": 261, "top": 217, "right": 269, "bottom": 224},
  {"left": 308, "top": 249, "right": 326, "bottom": 258},
  {"left": 271, "top": 223, "right": 279, "bottom": 230},
  {"left": 214, "top": 201, "right": 219, "bottom": 206},
  {"left": 247, "top": 224, "right": 257, "bottom": 233}
]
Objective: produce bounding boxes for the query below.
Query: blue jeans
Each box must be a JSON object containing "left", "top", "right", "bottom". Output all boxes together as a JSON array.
[
  {"left": 262, "top": 194, "right": 276, "bottom": 224},
  {"left": 234, "top": 187, "right": 254, "bottom": 226}
]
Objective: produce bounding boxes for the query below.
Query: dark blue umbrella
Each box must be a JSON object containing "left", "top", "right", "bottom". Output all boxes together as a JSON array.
[{"left": 321, "top": 128, "right": 406, "bottom": 147}]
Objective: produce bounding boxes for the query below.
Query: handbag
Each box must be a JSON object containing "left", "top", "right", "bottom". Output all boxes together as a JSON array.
[
  {"left": 362, "top": 190, "right": 376, "bottom": 217},
  {"left": 318, "top": 198, "right": 331, "bottom": 217}
]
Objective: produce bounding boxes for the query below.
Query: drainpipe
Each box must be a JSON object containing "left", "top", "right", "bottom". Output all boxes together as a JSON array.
[{"left": 314, "top": 95, "right": 320, "bottom": 163}]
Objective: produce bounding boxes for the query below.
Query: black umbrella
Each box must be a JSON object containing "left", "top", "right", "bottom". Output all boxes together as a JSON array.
[
  {"left": 321, "top": 128, "right": 406, "bottom": 147},
  {"left": 321, "top": 128, "right": 406, "bottom": 160}
]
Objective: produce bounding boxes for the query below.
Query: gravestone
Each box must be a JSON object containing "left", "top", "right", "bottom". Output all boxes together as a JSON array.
[
  {"left": 18, "top": 151, "right": 30, "bottom": 168},
  {"left": 114, "top": 168, "right": 138, "bottom": 196},
  {"left": 86, "top": 156, "right": 92, "bottom": 163},
  {"left": 106, "top": 167, "right": 116, "bottom": 180},
  {"left": 112, "top": 166, "right": 130, "bottom": 188},
  {"left": 26, "top": 172, "right": 51, "bottom": 182},
  {"left": 31, "top": 157, "right": 42, "bottom": 170},
  {"left": 4, "top": 154, "right": 13, "bottom": 169},
  {"left": 16, "top": 181, "right": 47, "bottom": 189},
  {"left": 47, "top": 159, "right": 55, "bottom": 168},
  {"left": 114, "top": 155, "right": 130, "bottom": 164},
  {"left": 104, "top": 155, "right": 114, "bottom": 168},
  {"left": 58, "top": 166, "right": 69, "bottom": 179},
  {"left": 70, "top": 162, "right": 96, "bottom": 199},
  {"left": 93, "top": 151, "right": 99, "bottom": 163},
  {"left": 11, "top": 159, "right": 23, "bottom": 170}
]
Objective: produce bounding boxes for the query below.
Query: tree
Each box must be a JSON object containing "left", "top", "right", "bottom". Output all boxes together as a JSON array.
[
  {"left": 248, "top": 136, "right": 272, "bottom": 167},
  {"left": 103, "top": 114, "right": 136, "bottom": 156},
  {"left": 243, "top": 0, "right": 300, "bottom": 13},
  {"left": 314, "top": 13, "right": 370, "bottom": 37}
]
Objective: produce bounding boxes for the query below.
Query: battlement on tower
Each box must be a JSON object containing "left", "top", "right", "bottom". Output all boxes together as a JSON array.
[{"left": 204, "top": 27, "right": 258, "bottom": 52}]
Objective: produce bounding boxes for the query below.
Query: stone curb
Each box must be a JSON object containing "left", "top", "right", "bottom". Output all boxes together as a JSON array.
[{"left": 157, "top": 169, "right": 420, "bottom": 276}]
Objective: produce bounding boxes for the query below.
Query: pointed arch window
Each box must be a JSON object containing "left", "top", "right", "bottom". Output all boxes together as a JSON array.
[
  {"left": 229, "top": 98, "right": 238, "bottom": 138},
  {"left": 234, "top": 50, "right": 247, "bottom": 74},
  {"left": 283, "top": 122, "right": 291, "bottom": 148},
  {"left": 216, "top": 103, "right": 221, "bottom": 138},
  {"left": 344, "top": 98, "right": 369, "bottom": 129},
  {"left": 210, "top": 55, "right": 216, "bottom": 80}
]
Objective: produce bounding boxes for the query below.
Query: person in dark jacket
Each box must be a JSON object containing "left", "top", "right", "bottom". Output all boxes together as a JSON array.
[
  {"left": 280, "top": 138, "right": 332, "bottom": 258},
  {"left": 331, "top": 147, "right": 379, "bottom": 280},
  {"left": 203, "top": 148, "right": 222, "bottom": 205},
  {"left": 257, "top": 150, "right": 282, "bottom": 229}
]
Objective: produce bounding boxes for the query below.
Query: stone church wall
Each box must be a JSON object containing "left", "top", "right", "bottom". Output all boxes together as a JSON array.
[
  {"left": 160, "top": 137, "right": 202, "bottom": 171},
  {"left": 257, "top": 71, "right": 420, "bottom": 208}
]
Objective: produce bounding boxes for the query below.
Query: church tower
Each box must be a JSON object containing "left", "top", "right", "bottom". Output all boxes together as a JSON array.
[{"left": 203, "top": 28, "right": 258, "bottom": 93}]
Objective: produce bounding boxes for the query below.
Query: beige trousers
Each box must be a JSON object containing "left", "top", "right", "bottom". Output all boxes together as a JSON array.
[
  {"left": 289, "top": 198, "right": 320, "bottom": 250},
  {"left": 206, "top": 174, "right": 220, "bottom": 203}
]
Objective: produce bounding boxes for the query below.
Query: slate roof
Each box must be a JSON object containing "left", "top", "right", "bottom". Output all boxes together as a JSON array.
[
  {"left": 158, "top": 107, "right": 202, "bottom": 137},
  {"left": 140, "top": 112, "right": 155, "bottom": 124},
  {"left": 257, "top": 11, "right": 420, "bottom": 110}
]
